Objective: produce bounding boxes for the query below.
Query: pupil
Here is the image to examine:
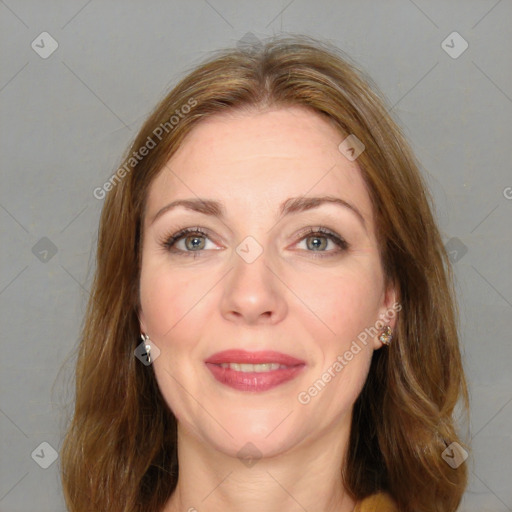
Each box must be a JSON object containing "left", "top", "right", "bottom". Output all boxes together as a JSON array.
[
  {"left": 187, "top": 236, "right": 204, "bottom": 250},
  {"left": 308, "top": 236, "right": 325, "bottom": 250}
]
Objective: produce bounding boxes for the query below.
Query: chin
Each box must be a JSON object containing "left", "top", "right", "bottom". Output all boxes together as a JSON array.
[
  {"left": 208, "top": 426, "right": 302, "bottom": 461},
  {"left": 178, "top": 403, "right": 305, "bottom": 459}
]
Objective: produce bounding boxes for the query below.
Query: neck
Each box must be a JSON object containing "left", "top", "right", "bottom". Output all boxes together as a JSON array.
[{"left": 163, "top": 419, "right": 357, "bottom": 512}]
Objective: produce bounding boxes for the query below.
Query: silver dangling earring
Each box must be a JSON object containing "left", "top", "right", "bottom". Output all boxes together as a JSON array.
[
  {"left": 379, "top": 325, "right": 393, "bottom": 346},
  {"left": 141, "top": 333, "right": 151, "bottom": 363}
]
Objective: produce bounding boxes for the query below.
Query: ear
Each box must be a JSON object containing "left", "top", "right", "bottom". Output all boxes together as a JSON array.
[
  {"left": 373, "top": 279, "right": 401, "bottom": 350},
  {"left": 137, "top": 307, "right": 148, "bottom": 335}
]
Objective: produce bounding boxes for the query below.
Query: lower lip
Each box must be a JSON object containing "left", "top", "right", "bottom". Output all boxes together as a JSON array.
[{"left": 206, "top": 363, "right": 305, "bottom": 392}]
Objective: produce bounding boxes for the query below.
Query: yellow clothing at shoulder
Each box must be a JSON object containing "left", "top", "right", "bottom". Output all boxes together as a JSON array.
[{"left": 354, "top": 491, "right": 398, "bottom": 512}]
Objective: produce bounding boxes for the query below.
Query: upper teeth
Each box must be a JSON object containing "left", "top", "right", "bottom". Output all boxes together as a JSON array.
[{"left": 219, "top": 363, "right": 286, "bottom": 372}]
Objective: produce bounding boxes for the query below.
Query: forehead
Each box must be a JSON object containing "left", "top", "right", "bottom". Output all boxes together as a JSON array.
[{"left": 145, "top": 106, "right": 373, "bottom": 228}]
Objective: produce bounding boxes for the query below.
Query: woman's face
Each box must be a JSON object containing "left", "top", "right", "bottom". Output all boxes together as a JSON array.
[{"left": 139, "top": 106, "right": 396, "bottom": 459}]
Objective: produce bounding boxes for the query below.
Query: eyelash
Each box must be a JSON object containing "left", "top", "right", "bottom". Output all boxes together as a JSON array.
[{"left": 159, "top": 226, "right": 349, "bottom": 259}]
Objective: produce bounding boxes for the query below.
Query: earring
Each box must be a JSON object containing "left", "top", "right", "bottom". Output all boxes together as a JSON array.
[
  {"left": 141, "top": 333, "right": 151, "bottom": 363},
  {"left": 379, "top": 325, "right": 393, "bottom": 346}
]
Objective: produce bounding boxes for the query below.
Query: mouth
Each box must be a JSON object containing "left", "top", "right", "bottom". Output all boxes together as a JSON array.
[
  {"left": 216, "top": 362, "right": 288, "bottom": 372},
  {"left": 205, "top": 349, "right": 306, "bottom": 392}
]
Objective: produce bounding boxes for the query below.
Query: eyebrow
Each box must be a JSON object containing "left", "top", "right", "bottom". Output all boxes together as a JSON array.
[{"left": 150, "top": 195, "right": 367, "bottom": 231}]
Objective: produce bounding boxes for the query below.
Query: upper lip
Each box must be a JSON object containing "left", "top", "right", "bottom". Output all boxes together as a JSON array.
[{"left": 205, "top": 349, "right": 306, "bottom": 366}]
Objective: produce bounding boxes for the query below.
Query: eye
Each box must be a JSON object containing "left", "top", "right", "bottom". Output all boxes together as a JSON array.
[
  {"left": 294, "top": 227, "right": 349, "bottom": 257},
  {"left": 159, "top": 227, "right": 219, "bottom": 258},
  {"left": 159, "top": 226, "right": 349, "bottom": 259}
]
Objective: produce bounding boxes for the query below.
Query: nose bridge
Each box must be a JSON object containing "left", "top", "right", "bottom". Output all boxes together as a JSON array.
[
  {"left": 231, "top": 236, "right": 273, "bottom": 296},
  {"left": 220, "top": 233, "right": 284, "bottom": 323}
]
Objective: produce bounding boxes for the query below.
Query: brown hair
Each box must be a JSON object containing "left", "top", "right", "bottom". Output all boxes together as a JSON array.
[{"left": 60, "top": 34, "right": 469, "bottom": 511}]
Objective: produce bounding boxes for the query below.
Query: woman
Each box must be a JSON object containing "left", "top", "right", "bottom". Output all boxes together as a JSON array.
[{"left": 60, "top": 35, "right": 469, "bottom": 512}]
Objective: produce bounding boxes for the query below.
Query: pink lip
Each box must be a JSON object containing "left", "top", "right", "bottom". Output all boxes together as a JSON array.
[{"left": 205, "top": 350, "right": 306, "bottom": 392}]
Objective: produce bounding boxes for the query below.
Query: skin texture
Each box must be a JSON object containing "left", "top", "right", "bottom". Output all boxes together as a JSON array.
[{"left": 139, "top": 106, "right": 397, "bottom": 512}]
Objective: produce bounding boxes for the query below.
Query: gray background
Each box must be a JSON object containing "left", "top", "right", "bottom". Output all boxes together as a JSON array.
[{"left": 1, "top": 1, "right": 511, "bottom": 511}]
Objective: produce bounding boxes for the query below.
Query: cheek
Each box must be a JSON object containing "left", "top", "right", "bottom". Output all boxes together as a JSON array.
[
  {"left": 139, "top": 262, "right": 196, "bottom": 338},
  {"left": 139, "top": 263, "right": 206, "bottom": 421},
  {"left": 291, "top": 260, "right": 383, "bottom": 344}
]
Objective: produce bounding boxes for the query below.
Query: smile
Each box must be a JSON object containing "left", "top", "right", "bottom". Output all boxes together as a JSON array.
[
  {"left": 217, "top": 362, "right": 287, "bottom": 372},
  {"left": 205, "top": 349, "right": 306, "bottom": 392}
]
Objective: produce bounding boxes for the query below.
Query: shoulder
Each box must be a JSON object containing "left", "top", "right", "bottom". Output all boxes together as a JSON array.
[{"left": 353, "top": 491, "right": 398, "bottom": 512}]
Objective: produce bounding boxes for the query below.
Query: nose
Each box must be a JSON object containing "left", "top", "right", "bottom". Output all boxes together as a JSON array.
[{"left": 220, "top": 246, "right": 287, "bottom": 325}]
